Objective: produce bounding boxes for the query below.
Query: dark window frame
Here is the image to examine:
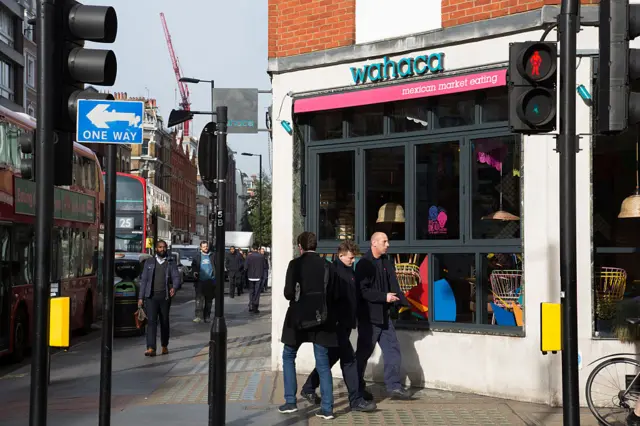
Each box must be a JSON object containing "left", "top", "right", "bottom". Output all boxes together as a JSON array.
[
  {"left": 590, "top": 58, "right": 640, "bottom": 338},
  {"left": 300, "top": 86, "right": 524, "bottom": 336}
]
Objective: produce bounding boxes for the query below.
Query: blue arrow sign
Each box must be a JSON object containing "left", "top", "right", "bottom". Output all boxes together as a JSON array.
[{"left": 76, "top": 99, "right": 144, "bottom": 144}]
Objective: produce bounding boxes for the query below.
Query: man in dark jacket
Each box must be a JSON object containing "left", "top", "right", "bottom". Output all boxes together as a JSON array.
[
  {"left": 355, "top": 232, "right": 411, "bottom": 400},
  {"left": 191, "top": 241, "right": 215, "bottom": 323},
  {"left": 278, "top": 232, "right": 339, "bottom": 420},
  {"left": 138, "top": 240, "right": 182, "bottom": 356},
  {"left": 260, "top": 247, "right": 269, "bottom": 292},
  {"left": 300, "top": 240, "right": 376, "bottom": 412},
  {"left": 245, "top": 245, "right": 264, "bottom": 313},
  {"left": 225, "top": 246, "right": 243, "bottom": 298}
]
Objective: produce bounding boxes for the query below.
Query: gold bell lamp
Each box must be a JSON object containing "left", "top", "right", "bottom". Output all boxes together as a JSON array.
[
  {"left": 618, "top": 138, "right": 640, "bottom": 219},
  {"left": 482, "top": 161, "right": 519, "bottom": 221}
]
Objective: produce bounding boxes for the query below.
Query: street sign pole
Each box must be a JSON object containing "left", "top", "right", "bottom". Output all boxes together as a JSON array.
[
  {"left": 210, "top": 106, "right": 228, "bottom": 426},
  {"left": 99, "top": 144, "right": 117, "bottom": 426},
  {"left": 558, "top": 0, "right": 581, "bottom": 424},
  {"left": 29, "top": 1, "right": 56, "bottom": 424}
]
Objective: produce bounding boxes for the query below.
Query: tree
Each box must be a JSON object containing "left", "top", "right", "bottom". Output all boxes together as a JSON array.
[
  {"left": 247, "top": 175, "right": 272, "bottom": 247},
  {"left": 238, "top": 195, "right": 252, "bottom": 232}
]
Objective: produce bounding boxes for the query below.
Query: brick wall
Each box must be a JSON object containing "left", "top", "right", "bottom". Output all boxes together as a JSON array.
[
  {"left": 442, "top": 0, "right": 598, "bottom": 28},
  {"left": 268, "top": 0, "right": 355, "bottom": 58}
]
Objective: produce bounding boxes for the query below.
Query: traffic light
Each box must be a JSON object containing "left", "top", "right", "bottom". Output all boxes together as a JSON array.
[
  {"left": 19, "top": 131, "right": 36, "bottom": 181},
  {"left": 597, "top": 0, "right": 640, "bottom": 134},
  {"left": 507, "top": 41, "right": 558, "bottom": 134},
  {"left": 54, "top": 0, "right": 118, "bottom": 185}
]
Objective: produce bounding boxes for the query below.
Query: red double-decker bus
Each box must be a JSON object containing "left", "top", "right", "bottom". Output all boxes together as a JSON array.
[{"left": 0, "top": 105, "right": 104, "bottom": 362}]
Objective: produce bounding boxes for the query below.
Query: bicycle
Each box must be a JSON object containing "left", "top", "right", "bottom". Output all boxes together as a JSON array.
[{"left": 586, "top": 318, "right": 640, "bottom": 425}]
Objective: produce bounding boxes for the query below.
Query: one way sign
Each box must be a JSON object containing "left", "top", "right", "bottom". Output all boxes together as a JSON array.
[{"left": 76, "top": 99, "right": 144, "bottom": 144}]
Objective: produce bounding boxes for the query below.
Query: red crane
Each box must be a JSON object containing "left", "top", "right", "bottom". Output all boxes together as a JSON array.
[{"left": 160, "top": 12, "right": 191, "bottom": 136}]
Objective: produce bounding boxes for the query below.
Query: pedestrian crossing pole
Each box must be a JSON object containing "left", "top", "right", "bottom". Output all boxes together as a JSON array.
[{"left": 209, "top": 106, "right": 228, "bottom": 425}]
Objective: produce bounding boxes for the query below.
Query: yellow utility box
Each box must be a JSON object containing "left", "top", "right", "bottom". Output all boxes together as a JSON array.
[
  {"left": 50, "top": 297, "right": 70, "bottom": 348},
  {"left": 540, "top": 302, "right": 562, "bottom": 354}
]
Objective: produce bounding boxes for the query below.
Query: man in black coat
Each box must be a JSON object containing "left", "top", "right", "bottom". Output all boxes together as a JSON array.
[
  {"left": 300, "top": 240, "right": 376, "bottom": 412},
  {"left": 225, "top": 246, "right": 244, "bottom": 298},
  {"left": 278, "top": 232, "right": 339, "bottom": 420},
  {"left": 245, "top": 244, "right": 264, "bottom": 313},
  {"left": 355, "top": 232, "right": 411, "bottom": 400}
]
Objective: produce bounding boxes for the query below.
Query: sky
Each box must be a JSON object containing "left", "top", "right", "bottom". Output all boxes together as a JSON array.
[{"left": 84, "top": 0, "right": 271, "bottom": 177}]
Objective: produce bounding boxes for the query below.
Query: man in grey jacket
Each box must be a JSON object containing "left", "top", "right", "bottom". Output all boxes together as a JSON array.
[{"left": 138, "top": 240, "right": 182, "bottom": 356}]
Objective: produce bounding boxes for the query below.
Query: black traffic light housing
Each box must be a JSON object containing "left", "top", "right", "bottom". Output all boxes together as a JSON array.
[
  {"left": 198, "top": 122, "right": 227, "bottom": 193},
  {"left": 54, "top": 0, "right": 118, "bottom": 185},
  {"left": 597, "top": 0, "right": 640, "bottom": 134},
  {"left": 19, "top": 130, "right": 36, "bottom": 181},
  {"left": 508, "top": 41, "right": 558, "bottom": 134}
]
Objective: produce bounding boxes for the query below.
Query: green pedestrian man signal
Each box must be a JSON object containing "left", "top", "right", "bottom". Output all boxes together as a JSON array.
[{"left": 533, "top": 105, "right": 539, "bottom": 115}]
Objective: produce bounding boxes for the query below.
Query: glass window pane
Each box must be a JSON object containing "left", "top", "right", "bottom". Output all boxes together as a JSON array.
[
  {"left": 593, "top": 130, "right": 640, "bottom": 247},
  {"left": 318, "top": 151, "right": 355, "bottom": 241},
  {"left": 347, "top": 105, "right": 384, "bottom": 137},
  {"left": 389, "top": 99, "right": 429, "bottom": 133},
  {"left": 471, "top": 135, "right": 521, "bottom": 239},
  {"left": 415, "top": 142, "right": 460, "bottom": 240},
  {"left": 479, "top": 253, "right": 524, "bottom": 326},
  {"left": 394, "top": 253, "right": 429, "bottom": 327},
  {"left": 307, "top": 110, "right": 344, "bottom": 141},
  {"left": 365, "top": 146, "right": 405, "bottom": 241},
  {"left": 433, "top": 93, "right": 475, "bottom": 128},
  {"left": 433, "top": 253, "right": 475, "bottom": 323},
  {"left": 481, "top": 87, "right": 508, "bottom": 123},
  {"left": 593, "top": 253, "right": 640, "bottom": 337}
]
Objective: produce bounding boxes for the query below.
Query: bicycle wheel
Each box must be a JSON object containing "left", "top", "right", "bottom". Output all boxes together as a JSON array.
[{"left": 586, "top": 357, "right": 640, "bottom": 425}]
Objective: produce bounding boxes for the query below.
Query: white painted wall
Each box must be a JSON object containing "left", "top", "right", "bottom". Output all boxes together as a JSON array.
[
  {"left": 270, "top": 26, "right": 633, "bottom": 405},
  {"left": 355, "top": 0, "right": 442, "bottom": 44}
]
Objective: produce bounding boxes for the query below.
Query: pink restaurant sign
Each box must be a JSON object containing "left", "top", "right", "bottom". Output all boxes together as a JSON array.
[{"left": 294, "top": 68, "right": 507, "bottom": 114}]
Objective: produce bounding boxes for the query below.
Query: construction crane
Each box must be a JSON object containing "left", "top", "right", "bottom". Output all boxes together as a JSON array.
[{"left": 160, "top": 12, "right": 191, "bottom": 136}]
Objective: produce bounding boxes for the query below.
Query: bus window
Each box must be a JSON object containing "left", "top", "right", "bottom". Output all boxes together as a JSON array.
[
  {"left": 61, "top": 228, "right": 71, "bottom": 279},
  {"left": 13, "top": 225, "right": 34, "bottom": 286}
]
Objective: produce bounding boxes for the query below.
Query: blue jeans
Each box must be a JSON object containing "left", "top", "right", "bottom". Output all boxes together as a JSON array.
[{"left": 283, "top": 343, "right": 334, "bottom": 413}]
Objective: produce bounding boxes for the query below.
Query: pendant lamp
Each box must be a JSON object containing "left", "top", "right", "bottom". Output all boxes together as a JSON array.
[
  {"left": 482, "top": 156, "right": 519, "bottom": 221},
  {"left": 618, "top": 137, "right": 640, "bottom": 219}
]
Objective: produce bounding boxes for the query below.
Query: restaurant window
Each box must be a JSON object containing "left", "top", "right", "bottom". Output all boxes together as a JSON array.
[
  {"left": 592, "top": 128, "right": 640, "bottom": 337},
  {"left": 389, "top": 98, "right": 429, "bottom": 133},
  {"left": 481, "top": 88, "right": 508, "bottom": 123},
  {"left": 365, "top": 146, "right": 405, "bottom": 241},
  {"left": 347, "top": 104, "right": 384, "bottom": 138},
  {"left": 433, "top": 92, "right": 475, "bottom": 129},
  {"left": 307, "top": 109, "right": 344, "bottom": 141},
  {"left": 471, "top": 135, "right": 521, "bottom": 240},
  {"left": 318, "top": 150, "right": 355, "bottom": 241},
  {"left": 415, "top": 141, "right": 460, "bottom": 240}
]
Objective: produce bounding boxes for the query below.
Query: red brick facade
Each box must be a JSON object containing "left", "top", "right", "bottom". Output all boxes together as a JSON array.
[
  {"left": 442, "top": 0, "right": 598, "bottom": 27},
  {"left": 268, "top": 0, "right": 356, "bottom": 58},
  {"left": 268, "top": 0, "right": 599, "bottom": 59},
  {"left": 170, "top": 137, "right": 197, "bottom": 244}
]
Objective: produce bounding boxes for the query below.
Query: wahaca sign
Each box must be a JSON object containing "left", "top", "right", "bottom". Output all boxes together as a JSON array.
[{"left": 350, "top": 53, "right": 445, "bottom": 85}]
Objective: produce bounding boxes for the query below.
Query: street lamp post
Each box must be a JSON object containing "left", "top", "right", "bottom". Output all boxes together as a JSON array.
[{"left": 241, "top": 153, "right": 262, "bottom": 247}]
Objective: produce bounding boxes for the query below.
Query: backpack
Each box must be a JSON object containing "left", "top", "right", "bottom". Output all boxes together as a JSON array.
[{"left": 293, "top": 262, "right": 331, "bottom": 330}]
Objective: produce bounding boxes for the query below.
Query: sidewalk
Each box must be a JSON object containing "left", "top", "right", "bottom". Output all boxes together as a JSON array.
[{"left": 0, "top": 289, "right": 601, "bottom": 425}]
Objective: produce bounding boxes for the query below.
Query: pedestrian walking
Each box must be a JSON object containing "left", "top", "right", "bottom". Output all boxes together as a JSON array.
[
  {"left": 260, "top": 247, "right": 269, "bottom": 292},
  {"left": 138, "top": 240, "right": 182, "bottom": 356},
  {"left": 278, "top": 231, "right": 340, "bottom": 420},
  {"left": 225, "top": 246, "right": 244, "bottom": 298},
  {"left": 245, "top": 245, "right": 264, "bottom": 313},
  {"left": 191, "top": 241, "right": 215, "bottom": 323},
  {"left": 355, "top": 232, "right": 411, "bottom": 400},
  {"left": 300, "top": 240, "right": 377, "bottom": 412}
]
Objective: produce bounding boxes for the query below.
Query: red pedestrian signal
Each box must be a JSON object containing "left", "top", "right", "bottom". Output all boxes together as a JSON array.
[{"left": 508, "top": 41, "right": 557, "bottom": 133}]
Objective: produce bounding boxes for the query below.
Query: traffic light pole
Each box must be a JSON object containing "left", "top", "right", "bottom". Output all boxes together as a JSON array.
[
  {"left": 558, "top": 0, "right": 581, "bottom": 424},
  {"left": 99, "top": 144, "right": 117, "bottom": 426},
  {"left": 209, "top": 106, "right": 228, "bottom": 426},
  {"left": 29, "top": 0, "right": 56, "bottom": 424}
]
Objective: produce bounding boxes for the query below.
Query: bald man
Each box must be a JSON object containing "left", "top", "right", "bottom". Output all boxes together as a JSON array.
[{"left": 355, "top": 232, "right": 411, "bottom": 400}]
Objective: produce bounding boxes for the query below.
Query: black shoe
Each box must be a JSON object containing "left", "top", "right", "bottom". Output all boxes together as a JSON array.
[
  {"left": 252, "top": 309, "right": 260, "bottom": 314},
  {"left": 627, "top": 411, "right": 640, "bottom": 426},
  {"left": 388, "top": 388, "right": 412, "bottom": 400},
  {"left": 362, "top": 388, "right": 374, "bottom": 401},
  {"left": 351, "top": 399, "right": 376, "bottom": 412},
  {"left": 300, "top": 391, "right": 321, "bottom": 405}
]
